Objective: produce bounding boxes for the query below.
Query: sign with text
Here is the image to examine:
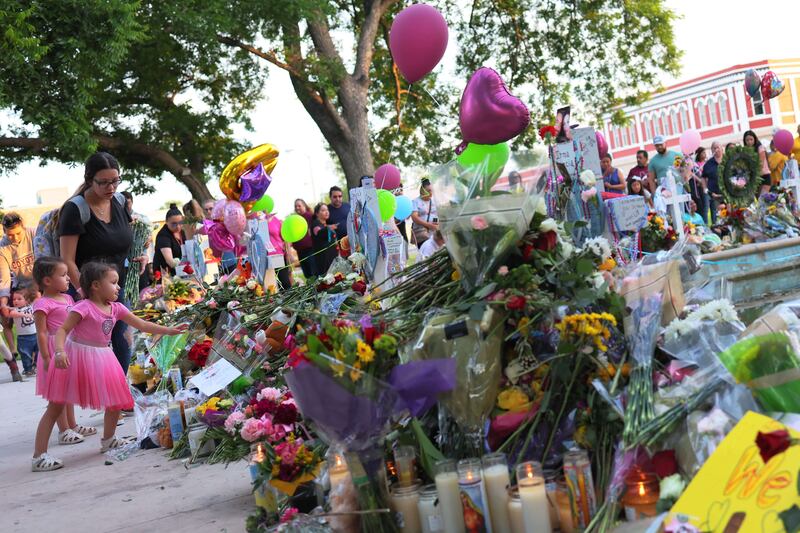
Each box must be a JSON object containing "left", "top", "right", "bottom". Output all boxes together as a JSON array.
[
  {"left": 555, "top": 127, "right": 601, "bottom": 179},
  {"left": 669, "top": 411, "right": 799, "bottom": 533},
  {"left": 605, "top": 195, "right": 648, "bottom": 232}
]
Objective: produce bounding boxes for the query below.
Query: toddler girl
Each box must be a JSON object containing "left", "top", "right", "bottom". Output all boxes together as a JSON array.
[
  {"left": 32, "top": 261, "right": 186, "bottom": 471},
  {"left": 32, "top": 257, "right": 92, "bottom": 448},
  {"left": 10, "top": 287, "right": 38, "bottom": 376}
]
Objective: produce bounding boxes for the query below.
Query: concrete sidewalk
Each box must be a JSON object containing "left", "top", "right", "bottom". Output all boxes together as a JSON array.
[{"left": 0, "top": 371, "right": 252, "bottom": 533}]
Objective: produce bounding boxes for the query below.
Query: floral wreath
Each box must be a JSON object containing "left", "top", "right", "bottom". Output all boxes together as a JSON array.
[{"left": 719, "top": 146, "right": 762, "bottom": 207}]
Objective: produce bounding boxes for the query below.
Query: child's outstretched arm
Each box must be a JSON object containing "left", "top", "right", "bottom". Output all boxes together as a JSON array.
[
  {"left": 121, "top": 313, "right": 188, "bottom": 336},
  {"left": 54, "top": 311, "right": 81, "bottom": 369}
]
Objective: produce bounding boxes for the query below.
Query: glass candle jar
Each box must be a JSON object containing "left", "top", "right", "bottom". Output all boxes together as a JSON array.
[
  {"left": 482, "top": 452, "right": 511, "bottom": 533},
  {"left": 417, "top": 484, "right": 444, "bottom": 533},
  {"left": 621, "top": 469, "right": 660, "bottom": 521},
  {"left": 507, "top": 486, "right": 525, "bottom": 533},
  {"left": 394, "top": 445, "right": 417, "bottom": 487},
  {"left": 434, "top": 459, "right": 466, "bottom": 533},
  {"left": 516, "top": 461, "right": 551, "bottom": 533},
  {"left": 390, "top": 482, "right": 422, "bottom": 533},
  {"left": 457, "top": 458, "right": 492, "bottom": 532}
]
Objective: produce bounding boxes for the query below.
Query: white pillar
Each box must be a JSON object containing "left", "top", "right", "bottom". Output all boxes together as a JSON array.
[{"left": 732, "top": 82, "right": 750, "bottom": 135}]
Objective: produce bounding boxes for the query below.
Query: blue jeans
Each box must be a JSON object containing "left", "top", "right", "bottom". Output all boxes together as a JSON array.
[{"left": 17, "top": 334, "right": 38, "bottom": 373}]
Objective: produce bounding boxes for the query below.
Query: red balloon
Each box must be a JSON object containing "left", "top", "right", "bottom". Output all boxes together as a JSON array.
[
  {"left": 389, "top": 4, "right": 449, "bottom": 84},
  {"left": 774, "top": 129, "right": 794, "bottom": 157},
  {"left": 374, "top": 163, "right": 401, "bottom": 190}
]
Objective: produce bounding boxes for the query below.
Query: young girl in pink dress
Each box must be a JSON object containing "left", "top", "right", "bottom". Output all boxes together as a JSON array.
[
  {"left": 32, "top": 257, "right": 95, "bottom": 450},
  {"left": 32, "top": 261, "right": 186, "bottom": 471}
]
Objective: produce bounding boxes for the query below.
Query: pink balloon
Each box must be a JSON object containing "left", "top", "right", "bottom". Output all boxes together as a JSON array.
[
  {"left": 679, "top": 129, "right": 701, "bottom": 155},
  {"left": 774, "top": 129, "right": 794, "bottom": 157},
  {"left": 211, "top": 199, "right": 226, "bottom": 221},
  {"left": 596, "top": 131, "right": 609, "bottom": 158},
  {"left": 223, "top": 200, "right": 247, "bottom": 236},
  {"left": 203, "top": 220, "right": 237, "bottom": 254},
  {"left": 374, "top": 163, "right": 401, "bottom": 190},
  {"left": 458, "top": 67, "right": 530, "bottom": 149},
  {"left": 389, "top": 4, "right": 449, "bottom": 84}
]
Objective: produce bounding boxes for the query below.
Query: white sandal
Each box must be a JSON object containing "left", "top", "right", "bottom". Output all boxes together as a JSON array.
[
  {"left": 72, "top": 424, "right": 98, "bottom": 436},
  {"left": 32, "top": 453, "right": 64, "bottom": 472},
  {"left": 100, "top": 436, "right": 135, "bottom": 453},
  {"left": 58, "top": 429, "right": 85, "bottom": 445}
]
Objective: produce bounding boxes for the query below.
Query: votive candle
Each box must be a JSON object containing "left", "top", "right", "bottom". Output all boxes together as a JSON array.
[
  {"left": 457, "top": 458, "right": 492, "bottom": 533},
  {"left": 394, "top": 445, "right": 417, "bottom": 487},
  {"left": 482, "top": 452, "right": 511, "bottom": 533},
  {"left": 417, "top": 484, "right": 444, "bottom": 533},
  {"left": 390, "top": 482, "right": 422, "bottom": 533},
  {"left": 516, "top": 461, "right": 551, "bottom": 533},
  {"left": 507, "top": 486, "right": 526, "bottom": 533},
  {"left": 434, "top": 459, "right": 466, "bottom": 533}
]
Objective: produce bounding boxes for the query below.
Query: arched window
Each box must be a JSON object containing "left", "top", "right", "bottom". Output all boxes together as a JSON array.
[
  {"left": 718, "top": 94, "right": 729, "bottom": 123},
  {"left": 708, "top": 97, "right": 718, "bottom": 125},
  {"left": 697, "top": 99, "right": 708, "bottom": 128},
  {"left": 679, "top": 105, "right": 689, "bottom": 131},
  {"left": 643, "top": 115, "right": 652, "bottom": 140},
  {"left": 629, "top": 123, "right": 638, "bottom": 145},
  {"left": 670, "top": 107, "right": 680, "bottom": 135}
]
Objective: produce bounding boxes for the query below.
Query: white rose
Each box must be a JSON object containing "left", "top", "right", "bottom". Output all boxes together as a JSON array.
[
  {"left": 246, "top": 279, "right": 257, "bottom": 290},
  {"left": 539, "top": 218, "right": 557, "bottom": 233},
  {"left": 323, "top": 274, "right": 336, "bottom": 285},
  {"left": 560, "top": 240, "right": 574, "bottom": 258},
  {"left": 580, "top": 169, "right": 597, "bottom": 187},
  {"left": 659, "top": 474, "right": 686, "bottom": 501},
  {"left": 535, "top": 197, "right": 548, "bottom": 215}
]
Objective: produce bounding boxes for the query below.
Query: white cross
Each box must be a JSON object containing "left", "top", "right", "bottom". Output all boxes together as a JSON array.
[
  {"left": 782, "top": 160, "right": 800, "bottom": 209},
  {"left": 663, "top": 169, "right": 690, "bottom": 239}
]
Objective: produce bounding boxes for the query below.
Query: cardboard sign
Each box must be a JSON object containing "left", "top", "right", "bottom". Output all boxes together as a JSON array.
[
  {"left": 555, "top": 127, "right": 601, "bottom": 179},
  {"left": 188, "top": 358, "right": 242, "bottom": 396},
  {"left": 669, "top": 411, "right": 799, "bottom": 532},
  {"left": 606, "top": 195, "right": 648, "bottom": 232}
]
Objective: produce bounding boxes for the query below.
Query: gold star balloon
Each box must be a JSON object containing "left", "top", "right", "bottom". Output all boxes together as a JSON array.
[{"left": 219, "top": 144, "right": 279, "bottom": 211}]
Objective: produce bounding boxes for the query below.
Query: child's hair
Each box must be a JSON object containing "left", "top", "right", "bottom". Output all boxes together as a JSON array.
[
  {"left": 12, "top": 286, "right": 37, "bottom": 304},
  {"left": 80, "top": 262, "right": 118, "bottom": 298},
  {"left": 33, "top": 256, "right": 67, "bottom": 288}
]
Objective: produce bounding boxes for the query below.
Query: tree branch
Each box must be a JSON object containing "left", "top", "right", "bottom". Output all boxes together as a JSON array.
[
  {"left": 306, "top": 15, "right": 344, "bottom": 67},
  {"left": 216, "top": 34, "right": 303, "bottom": 78},
  {"left": 354, "top": 0, "right": 397, "bottom": 82}
]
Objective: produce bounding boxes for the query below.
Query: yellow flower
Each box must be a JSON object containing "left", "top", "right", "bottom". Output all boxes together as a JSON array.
[
  {"left": 350, "top": 362, "right": 363, "bottom": 383},
  {"left": 497, "top": 387, "right": 531, "bottom": 412},
  {"left": 451, "top": 270, "right": 461, "bottom": 282},
  {"left": 518, "top": 317, "right": 531, "bottom": 336},
  {"left": 333, "top": 348, "right": 347, "bottom": 361},
  {"left": 356, "top": 340, "right": 375, "bottom": 363},
  {"left": 599, "top": 257, "right": 617, "bottom": 272},
  {"left": 331, "top": 361, "right": 346, "bottom": 378}
]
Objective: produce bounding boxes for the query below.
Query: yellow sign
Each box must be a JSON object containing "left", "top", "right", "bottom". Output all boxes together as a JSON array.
[{"left": 669, "top": 411, "right": 798, "bottom": 532}]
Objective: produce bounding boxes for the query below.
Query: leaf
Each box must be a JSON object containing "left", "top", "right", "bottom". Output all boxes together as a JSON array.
[
  {"left": 780, "top": 504, "right": 800, "bottom": 533},
  {"left": 411, "top": 418, "right": 445, "bottom": 480},
  {"left": 469, "top": 302, "right": 487, "bottom": 321},
  {"left": 474, "top": 282, "right": 497, "bottom": 300},
  {"left": 576, "top": 259, "right": 594, "bottom": 277}
]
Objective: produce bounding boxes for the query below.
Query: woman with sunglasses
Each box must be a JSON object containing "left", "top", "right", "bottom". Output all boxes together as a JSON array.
[
  {"left": 58, "top": 152, "right": 144, "bottom": 376},
  {"left": 152, "top": 204, "right": 185, "bottom": 276}
]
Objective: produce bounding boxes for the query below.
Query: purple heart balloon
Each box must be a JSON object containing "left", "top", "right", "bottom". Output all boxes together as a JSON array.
[
  {"left": 239, "top": 163, "right": 271, "bottom": 202},
  {"left": 458, "top": 67, "right": 530, "bottom": 151}
]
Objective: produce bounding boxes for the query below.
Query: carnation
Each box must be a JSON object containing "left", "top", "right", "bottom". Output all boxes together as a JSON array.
[
  {"left": 257, "top": 387, "right": 283, "bottom": 402},
  {"left": 224, "top": 411, "right": 246, "bottom": 434},
  {"left": 579, "top": 169, "right": 597, "bottom": 187},
  {"left": 273, "top": 402, "right": 299, "bottom": 425}
]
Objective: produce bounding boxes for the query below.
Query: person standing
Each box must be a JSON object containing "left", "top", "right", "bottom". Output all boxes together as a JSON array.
[
  {"left": 58, "top": 152, "right": 144, "bottom": 376},
  {"left": 152, "top": 204, "right": 185, "bottom": 276},
  {"left": 743, "top": 130, "right": 770, "bottom": 193},
  {"left": 10, "top": 288, "right": 38, "bottom": 376},
  {"left": 647, "top": 135, "right": 681, "bottom": 191},
  {"left": 121, "top": 191, "right": 153, "bottom": 289},
  {"left": 311, "top": 203, "right": 338, "bottom": 276},
  {"left": 626, "top": 150, "right": 650, "bottom": 191},
  {"left": 0, "top": 212, "right": 36, "bottom": 362},
  {"left": 600, "top": 154, "right": 626, "bottom": 192},
  {"left": 411, "top": 178, "right": 438, "bottom": 246},
  {"left": 628, "top": 177, "right": 653, "bottom": 208},
  {"left": 292, "top": 199, "right": 316, "bottom": 279},
  {"left": 326, "top": 186, "right": 350, "bottom": 242},
  {"left": 702, "top": 142, "right": 724, "bottom": 225},
  {"left": 768, "top": 140, "right": 788, "bottom": 188}
]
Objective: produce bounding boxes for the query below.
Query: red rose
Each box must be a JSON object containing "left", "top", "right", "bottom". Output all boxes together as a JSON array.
[
  {"left": 154, "top": 270, "right": 162, "bottom": 281},
  {"left": 651, "top": 449, "right": 678, "bottom": 479},
  {"left": 538, "top": 125, "right": 558, "bottom": 140},
  {"left": 187, "top": 339, "right": 212, "bottom": 367},
  {"left": 273, "top": 402, "right": 298, "bottom": 425},
  {"left": 756, "top": 429, "right": 792, "bottom": 463},
  {"left": 506, "top": 295, "right": 526, "bottom": 311},
  {"left": 351, "top": 280, "right": 367, "bottom": 295},
  {"left": 183, "top": 264, "right": 194, "bottom": 275},
  {"left": 521, "top": 243, "right": 534, "bottom": 261},
  {"left": 334, "top": 272, "right": 345, "bottom": 282},
  {"left": 533, "top": 231, "right": 557, "bottom": 252}
]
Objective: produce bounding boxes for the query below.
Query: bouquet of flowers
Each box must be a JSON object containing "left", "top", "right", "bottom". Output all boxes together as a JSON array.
[
  {"left": 641, "top": 213, "right": 677, "bottom": 253},
  {"left": 124, "top": 218, "right": 151, "bottom": 304}
]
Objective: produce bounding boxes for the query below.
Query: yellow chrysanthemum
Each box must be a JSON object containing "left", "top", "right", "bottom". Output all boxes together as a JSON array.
[
  {"left": 356, "top": 340, "right": 375, "bottom": 363},
  {"left": 497, "top": 387, "right": 531, "bottom": 413},
  {"left": 599, "top": 257, "right": 617, "bottom": 272}
]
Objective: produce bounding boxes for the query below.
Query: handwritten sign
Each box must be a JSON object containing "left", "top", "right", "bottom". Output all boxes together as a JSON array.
[
  {"left": 555, "top": 127, "right": 601, "bottom": 179},
  {"left": 669, "top": 411, "right": 799, "bottom": 532},
  {"left": 606, "top": 195, "right": 648, "bottom": 232},
  {"left": 188, "top": 358, "right": 242, "bottom": 396}
]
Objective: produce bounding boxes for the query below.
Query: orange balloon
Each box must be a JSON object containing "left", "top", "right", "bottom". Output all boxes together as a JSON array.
[{"left": 219, "top": 144, "right": 279, "bottom": 210}]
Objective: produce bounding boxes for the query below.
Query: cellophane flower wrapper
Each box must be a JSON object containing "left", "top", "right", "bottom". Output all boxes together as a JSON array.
[
  {"left": 431, "top": 159, "right": 539, "bottom": 291},
  {"left": 210, "top": 317, "right": 266, "bottom": 374},
  {"left": 716, "top": 332, "right": 800, "bottom": 413},
  {"left": 662, "top": 319, "right": 745, "bottom": 371},
  {"left": 149, "top": 332, "right": 190, "bottom": 374},
  {"left": 267, "top": 514, "right": 330, "bottom": 532}
]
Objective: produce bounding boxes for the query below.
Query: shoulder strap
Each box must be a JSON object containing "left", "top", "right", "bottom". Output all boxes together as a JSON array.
[
  {"left": 113, "top": 192, "right": 126, "bottom": 206},
  {"left": 68, "top": 196, "right": 91, "bottom": 226}
]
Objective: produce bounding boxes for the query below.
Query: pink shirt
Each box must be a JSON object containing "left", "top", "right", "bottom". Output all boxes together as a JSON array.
[
  {"left": 267, "top": 215, "right": 285, "bottom": 256},
  {"left": 69, "top": 300, "right": 130, "bottom": 346},
  {"left": 32, "top": 294, "right": 75, "bottom": 335}
]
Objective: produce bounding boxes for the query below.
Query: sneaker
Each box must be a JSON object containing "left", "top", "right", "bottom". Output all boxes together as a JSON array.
[{"left": 32, "top": 453, "right": 64, "bottom": 472}]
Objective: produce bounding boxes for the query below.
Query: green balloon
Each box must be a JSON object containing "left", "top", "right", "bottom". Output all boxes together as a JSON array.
[
  {"left": 281, "top": 213, "right": 308, "bottom": 243},
  {"left": 457, "top": 142, "right": 510, "bottom": 174},
  {"left": 252, "top": 194, "right": 274, "bottom": 213},
  {"left": 377, "top": 189, "right": 397, "bottom": 222}
]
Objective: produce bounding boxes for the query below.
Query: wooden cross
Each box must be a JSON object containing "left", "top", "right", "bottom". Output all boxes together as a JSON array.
[{"left": 663, "top": 169, "right": 690, "bottom": 239}]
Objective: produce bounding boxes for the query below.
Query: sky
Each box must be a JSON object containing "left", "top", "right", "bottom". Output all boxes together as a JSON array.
[{"left": 2, "top": 0, "right": 797, "bottom": 220}]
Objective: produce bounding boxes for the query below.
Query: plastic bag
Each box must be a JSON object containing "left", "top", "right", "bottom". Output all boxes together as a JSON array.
[{"left": 132, "top": 387, "right": 173, "bottom": 446}]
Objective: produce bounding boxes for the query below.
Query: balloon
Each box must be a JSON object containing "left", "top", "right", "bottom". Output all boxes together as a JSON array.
[
  {"left": 744, "top": 69, "right": 761, "bottom": 98},
  {"left": 219, "top": 143, "right": 279, "bottom": 210},
  {"left": 211, "top": 199, "right": 226, "bottom": 221},
  {"left": 239, "top": 163, "right": 272, "bottom": 203},
  {"left": 774, "top": 129, "right": 794, "bottom": 157},
  {"left": 394, "top": 195, "right": 413, "bottom": 221},
  {"left": 204, "top": 220, "right": 238, "bottom": 254},
  {"left": 596, "top": 131, "right": 609, "bottom": 159},
  {"left": 761, "top": 70, "right": 785, "bottom": 100},
  {"left": 374, "top": 163, "right": 402, "bottom": 190},
  {"left": 377, "top": 190, "right": 397, "bottom": 222},
  {"left": 280, "top": 214, "right": 308, "bottom": 243},
  {"left": 223, "top": 200, "right": 247, "bottom": 236},
  {"left": 389, "top": 4, "right": 449, "bottom": 84},
  {"left": 456, "top": 142, "right": 510, "bottom": 174},
  {"left": 679, "top": 129, "right": 702, "bottom": 155},
  {"left": 252, "top": 194, "right": 274, "bottom": 214},
  {"left": 458, "top": 67, "right": 530, "bottom": 149}
]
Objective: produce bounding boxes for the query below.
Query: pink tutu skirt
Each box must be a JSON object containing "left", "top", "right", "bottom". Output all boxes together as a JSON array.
[{"left": 44, "top": 338, "right": 133, "bottom": 410}]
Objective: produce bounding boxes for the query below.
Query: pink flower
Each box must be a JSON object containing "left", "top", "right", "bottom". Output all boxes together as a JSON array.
[
  {"left": 207, "top": 299, "right": 217, "bottom": 309},
  {"left": 498, "top": 266, "right": 509, "bottom": 276},
  {"left": 240, "top": 417, "right": 263, "bottom": 442},
  {"left": 471, "top": 215, "right": 489, "bottom": 231},
  {"left": 280, "top": 507, "right": 300, "bottom": 523},
  {"left": 580, "top": 189, "right": 597, "bottom": 202},
  {"left": 257, "top": 387, "right": 283, "bottom": 402},
  {"left": 488, "top": 290, "right": 506, "bottom": 302},
  {"left": 224, "top": 411, "right": 246, "bottom": 434}
]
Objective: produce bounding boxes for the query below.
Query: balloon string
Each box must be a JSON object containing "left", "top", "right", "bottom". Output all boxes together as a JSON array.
[{"left": 421, "top": 85, "right": 443, "bottom": 109}]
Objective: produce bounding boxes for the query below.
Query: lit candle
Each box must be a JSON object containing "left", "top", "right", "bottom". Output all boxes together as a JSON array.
[
  {"left": 507, "top": 487, "right": 526, "bottom": 533},
  {"left": 621, "top": 470, "right": 659, "bottom": 521},
  {"left": 328, "top": 451, "right": 350, "bottom": 489},
  {"left": 390, "top": 482, "right": 422, "bottom": 533},
  {"left": 516, "top": 461, "right": 551, "bottom": 533},
  {"left": 418, "top": 484, "right": 444, "bottom": 533},
  {"left": 482, "top": 452, "right": 511, "bottom": 533},
  {"left": 434, "top": 459, "right": 466, "bottom": 533},
  {"left": 457, "top": 458, "right": 492, "bottom": 533},
  {"left": 249, "top": 443, "right": 277, "bottom": 512},
  {"left": 394, "top": 445, "right": 417, "bottom": 487},
  {"left": 328, "top": 452, "right": 359, "bottom": 532}
]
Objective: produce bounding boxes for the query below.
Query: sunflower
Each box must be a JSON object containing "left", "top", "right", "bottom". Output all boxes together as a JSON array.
[{"left": 356, "top": 340, "right": 375, "bottom": 364}]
